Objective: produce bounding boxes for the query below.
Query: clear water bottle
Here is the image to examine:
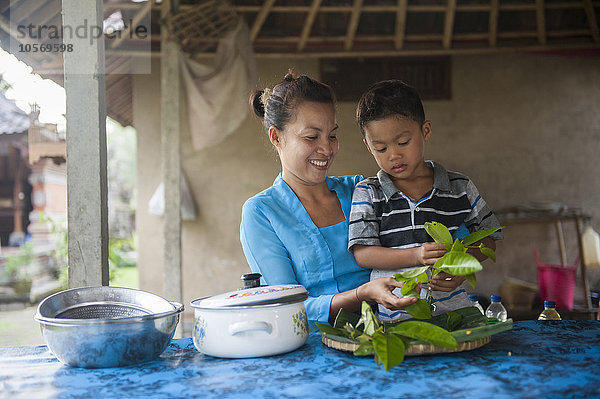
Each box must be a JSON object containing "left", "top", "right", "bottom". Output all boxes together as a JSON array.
[
  {"left": 468, "top": 294, "right": 485, "bottom": 315},
  {"left": 538, "top": 300, "right": 562, "bottom": 320},
  {"left": 485, "top": 295, "right": 507, "bottom": 322}
]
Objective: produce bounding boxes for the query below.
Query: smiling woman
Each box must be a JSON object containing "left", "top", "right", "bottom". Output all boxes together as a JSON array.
[{"left": 240, "top": 72, "right": 418, "bottom": 324}]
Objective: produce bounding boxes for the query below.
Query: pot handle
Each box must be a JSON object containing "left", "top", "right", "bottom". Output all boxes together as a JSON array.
[{"left": 229, "top": 321, "right": 273, "bottom": 336}]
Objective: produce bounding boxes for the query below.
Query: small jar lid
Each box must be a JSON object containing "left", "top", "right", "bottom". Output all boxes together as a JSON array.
[
  {"left": 544, "top": 300, "right": 556, "bottom": 308},
  {"left": 191, "top": 284, "right": 308, "bottom": 309}
]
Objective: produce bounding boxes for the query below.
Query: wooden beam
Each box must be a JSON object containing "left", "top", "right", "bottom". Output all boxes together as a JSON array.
[
  {"left": 394, "top": 0, "right": 408, "bottom": 50},
  {"left": 250, "top": 0, "right": 276, "bottom": 42},
  {"left": 161, "top": 0, "right": 182, "bottom": 307},
  {"left": 111, "top": 1, "right": 151, "bottom": 49},
  {"left": 345, "top": 0, "right": 363, "bottom": 51},
  {"left": 536, "top": 0, "right": 547, "bottom": 45},
  {"left": 297, "top": 0, "right": 321, "bottom": 52},
  {"left": 10, "top": 0, "right": 48, "bottom": 23},
  {"left": 489, "top": 0, "right": 499, "bottom": 47},
  {"left": 583, "top": 0, "right": 600, "bottom": 42},
  {"left": 63, "top": 0, "right": 109, "bottom": 288},
  {"left": 443, "top": 0, "right": 457, "bottom": 49},
  {"left": 0, "top": 14, "right": 53, "bottom": 63},
  {"left": 103, "top": 1, "right": 596, "bottom": 13}
]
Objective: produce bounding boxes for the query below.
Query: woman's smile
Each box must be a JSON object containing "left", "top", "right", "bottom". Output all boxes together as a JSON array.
[{"left": 309, "top": 159, "right": 329, "bottom": 168}]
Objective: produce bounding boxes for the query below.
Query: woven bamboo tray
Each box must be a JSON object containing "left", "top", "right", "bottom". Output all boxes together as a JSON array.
[{"left": 322, "top": 334, "right": 491, "bottom": 356}]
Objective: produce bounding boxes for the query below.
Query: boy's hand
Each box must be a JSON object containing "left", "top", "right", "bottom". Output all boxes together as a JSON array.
[
  {"left": 416, "top": 242, "right": 446, "bottom": 266},
  {"left": 428, "top": 272, "right": 466, "bottom": 292}
]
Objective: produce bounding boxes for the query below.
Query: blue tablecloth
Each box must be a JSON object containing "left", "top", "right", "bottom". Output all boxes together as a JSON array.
[{"left": 1, "top": 321, "right": 599, "bottom": 399}]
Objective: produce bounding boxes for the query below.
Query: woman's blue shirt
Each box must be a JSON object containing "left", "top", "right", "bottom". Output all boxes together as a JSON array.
[{"left": 240, "top": 174, "right": 370, "bottom": 322}]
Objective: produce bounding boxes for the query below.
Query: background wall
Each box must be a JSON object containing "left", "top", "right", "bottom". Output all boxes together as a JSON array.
[{"left": 135, "top": 52, "right": 600, "bottom": 328}]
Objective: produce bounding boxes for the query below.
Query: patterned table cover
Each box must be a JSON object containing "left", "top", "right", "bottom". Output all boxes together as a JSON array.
[{"left": 1, "top": 320, "right": 598, "bottom": 399}]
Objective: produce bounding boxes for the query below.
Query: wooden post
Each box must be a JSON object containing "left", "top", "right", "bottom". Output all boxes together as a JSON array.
[
  {"left": 575, "top": 216, "right": 594, "bottom": 315},
  {"left": 161, "top": 0, "right": 182, "bottom": 306},
  {"left": 62, "top": 0, "right": 109, "bottom": 287}
]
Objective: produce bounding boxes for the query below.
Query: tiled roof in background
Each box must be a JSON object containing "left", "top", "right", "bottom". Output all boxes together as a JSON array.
[{"left": 0, "top": 91, "right": 28, "bottom": 135}]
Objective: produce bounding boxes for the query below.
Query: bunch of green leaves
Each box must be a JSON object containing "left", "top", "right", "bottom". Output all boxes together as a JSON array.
[
  {"left": 395, "top": 222, "right": 502, "bottom": 319},
  {"left": 316, "top": 305, "right": 512, "bottom": 371},
  {"left": 316, "top": 302, "right": 458, "bottom": 371}
]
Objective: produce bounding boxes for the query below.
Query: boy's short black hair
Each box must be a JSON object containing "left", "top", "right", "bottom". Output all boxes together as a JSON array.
[{"left": 356, "top": 80, "right": 425, "bottom": 135}]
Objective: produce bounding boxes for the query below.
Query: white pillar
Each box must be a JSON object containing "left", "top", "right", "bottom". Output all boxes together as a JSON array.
[
  {"left": 161, "top": 0, "right": 182, "bottom": 304},
  {"left": 62, "top": 0, "right": 109, "bottom": 287}
]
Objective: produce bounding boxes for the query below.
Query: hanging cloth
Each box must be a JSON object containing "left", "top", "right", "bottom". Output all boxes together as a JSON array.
[{"left": 179, "top": 21, "right": 258, "bottom": 150}]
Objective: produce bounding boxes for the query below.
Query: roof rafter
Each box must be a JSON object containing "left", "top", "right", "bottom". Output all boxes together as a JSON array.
[
  {"left": 583, "top": 0, "right": 600, "bottom": 42},
  {"left": 111, "top": 0, "right": 151, "bottom": 49},
  {"left": 394, "top": 0, "right": 407, "bottom": 50},
  {"left": 297, "top": 0, "right": 321, "bottom": 52},
  {"left": 443, "top": 0, "right": 457, "bottom": 49},
  {"left": 250, "top": 0, "right": 276, "bottom": 42},
  {"left": 536, "top": 0, "right": 547, "bottom": 45},
  {"left": 344, "top": 0, "right": 363, "bottom": 51},
  {"left": 489, "top": 0, "right": 499, "bottom": 47}
]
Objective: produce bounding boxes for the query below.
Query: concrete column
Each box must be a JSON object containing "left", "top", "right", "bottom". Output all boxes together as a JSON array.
[
  {"left": 161, "top": 0, "right": 182, "bottom": 304},
  {"left": 62, "top": 0, "right": 109, "bottom": 287}
]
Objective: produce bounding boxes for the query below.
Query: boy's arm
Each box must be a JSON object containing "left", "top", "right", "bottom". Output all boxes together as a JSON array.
[{"left": 352, "top": 243, "right": 446, "bottom": 270}]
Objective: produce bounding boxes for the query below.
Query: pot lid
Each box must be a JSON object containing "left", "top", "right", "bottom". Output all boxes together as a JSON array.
[{"left": 191, "top": 284, "right": 308, "bottom": 309}]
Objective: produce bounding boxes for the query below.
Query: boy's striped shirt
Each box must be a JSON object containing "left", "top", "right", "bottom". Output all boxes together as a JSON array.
[{"left": 348, "top": 160, "right": 503, "bottom": 321}]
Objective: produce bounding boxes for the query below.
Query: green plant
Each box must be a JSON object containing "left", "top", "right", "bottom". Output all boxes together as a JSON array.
[
  {"left": 39, "top": 212, "right": 138, "bottom": 287},
  {"left": 317, "top": 301, "right": 458, "bottom": 371},
  {"left": 3, "top": 241, "right": 35, "bottom": 294},
  {"left": 39, "top": 212, "right": 68, "bottom": 289},
  {"left": 395, "top": 222, "right": 502, "bottom": 319},
  {"left": 316, "top": 304, "right": 512, "bottom": 371}
]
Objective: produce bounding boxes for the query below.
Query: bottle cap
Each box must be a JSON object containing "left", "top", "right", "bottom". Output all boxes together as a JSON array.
[
  {"left": 491, "top": 295, "right": 501, "bottom": 302},
  {"left": 468, "top": 294, "right": 479, "bottom": 301},
  {"left": 544, "top": 300, "right": 556, "bottom": 308}
]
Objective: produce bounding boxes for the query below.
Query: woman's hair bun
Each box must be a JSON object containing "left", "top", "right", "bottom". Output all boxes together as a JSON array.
[
  {"left": 283, "top": 72, "right": 295, "bottom": 82},
  {"left": 250, "top": 89, "right": 266, "bottom": 118}
]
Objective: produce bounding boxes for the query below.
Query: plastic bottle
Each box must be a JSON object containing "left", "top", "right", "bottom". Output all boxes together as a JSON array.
[
  {"left": 485, "top": 295, "right": 507, "bottom": 322},
  {"left": 538, "top": 300, "right": 562, "bottom": 320},
  {"left": 468, "top": 294, "right": 485, "bottom": 315}
]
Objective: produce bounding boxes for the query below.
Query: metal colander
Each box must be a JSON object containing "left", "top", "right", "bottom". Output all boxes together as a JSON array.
[
  {"left": 35, "top": 286, "right": 184, "bottom": 368},
  {"left": 55, "top": 303, "right": 151, "bottom": 319},
  {"left": 36, "top": 286, "right": 176, "bottom": 323}
]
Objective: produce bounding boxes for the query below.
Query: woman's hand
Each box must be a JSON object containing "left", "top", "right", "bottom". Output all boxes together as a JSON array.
[
  {"left": 415, "top": 243, "right": 446, "bottom": 266},
  {"left": 359, "top": 278, "right": 419, "bottom": 310},
  {"left": 428, "top": 272, "right": 465, "bottom": 292}
]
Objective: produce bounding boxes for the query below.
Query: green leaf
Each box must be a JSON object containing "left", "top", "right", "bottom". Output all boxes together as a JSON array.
[
  {"left": 480, "top": 246, "right": 496, "bottom": 262},
  {"left": 315, "top": 322, "right": 350, "bottom": 338},
  {"left": 451, "top": 319, "right": 513, "bottom": 342},
  {"left": 405, "top": 298, "right": 432, "bottom": 319},
  {"left": 372, "top": 331, "right": 406, "bottom": 371},
  {"left": 436, "top": 251, "right": 483, "bottom": 275},
  {"left": 333, "top": 308, "right": 361, "bottom": 329},
  {"left": 416, "top": 272, "right": 429, "bottom": 283},
  {"left": 424, "top": 222, "right": 454, "bottom": 249},
  {"left": 394, "top": 266, "right": 430, "bottom": 280},
  {"left": 450, "top": 238, "right": 466, "bottom": 253},
  {"left": 402, "top": 289, "right": 420, "bottom": 298},
  {"left": 446, "top": 311, "right": 463, "bottom": 331},
  {"left": 353, "top": 340, "right": 375, "bottom": 356},
  {"left": 465, "top": 273, "right": 477, "bottom": 288},
  {"left": 388, "top": 320, "right": 458, "bottom": 348},
  {"left": 461, "top": 226, "right": 503, "bottom": 246},
  {"left": 361, "top": 301, "right": 380, "bottom": 336},
  {"left": 400, "top": 280, "right": 416, "bottom": 296}
]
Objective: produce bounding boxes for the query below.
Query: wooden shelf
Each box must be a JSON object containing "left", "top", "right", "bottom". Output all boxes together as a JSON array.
[{"left": 497, "top": 207, "right": 596, "bottom": 319}]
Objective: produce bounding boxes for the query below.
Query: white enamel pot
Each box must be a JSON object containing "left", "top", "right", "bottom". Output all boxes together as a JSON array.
[{"left": 190, "top": 283, "right": 309, "bottom": 358}]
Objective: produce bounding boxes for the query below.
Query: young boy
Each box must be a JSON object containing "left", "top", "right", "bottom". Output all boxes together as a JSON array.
[{"left": 348, "top": 80, "right": 503, "bottom": 322}]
